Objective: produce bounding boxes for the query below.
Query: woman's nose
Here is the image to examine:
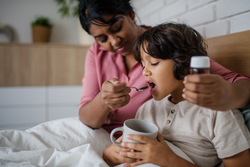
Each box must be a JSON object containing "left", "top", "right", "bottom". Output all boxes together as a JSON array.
[{"left": 110, "top": 35, "right": 121, "bottom": 47}]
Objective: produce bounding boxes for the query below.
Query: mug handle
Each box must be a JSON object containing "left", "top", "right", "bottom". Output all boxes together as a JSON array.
[{"left": 110, "top": 127, "right": 123, "bottom": 146}]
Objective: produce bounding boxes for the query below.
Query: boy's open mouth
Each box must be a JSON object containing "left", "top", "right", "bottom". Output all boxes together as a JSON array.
[{"left": 147, "top": 81, "right": 157, "bottom": 94}]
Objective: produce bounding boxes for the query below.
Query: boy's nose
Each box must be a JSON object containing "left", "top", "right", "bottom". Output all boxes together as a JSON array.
[{"left": 143, "top": 67, "right": 151, "bottom": 76}]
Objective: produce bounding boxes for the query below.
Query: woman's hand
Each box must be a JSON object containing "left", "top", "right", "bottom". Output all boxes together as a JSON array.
[
  {"left": 101, "top": 78, "right": 131, "bottom": 110},
  {"left": 103, "top": 136, "right": 136, "bottom": 166},
  {"left": 183, "top": 74, "right": 250, "bottom": 111},
  {"left": 119, "top": 133, "right": 178, "bottom": 167}
]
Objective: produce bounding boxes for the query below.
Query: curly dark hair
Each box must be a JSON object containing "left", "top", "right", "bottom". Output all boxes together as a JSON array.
[
  {"left": 133, "top": 22, "right": 208, "bottom": 80},
  {"left": 78, "top": 0, "right": 133, "bottom": 35}
]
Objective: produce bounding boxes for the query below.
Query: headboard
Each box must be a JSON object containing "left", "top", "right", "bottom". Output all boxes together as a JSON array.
[{"left": 206, "top": 30, "right": 250, "bottom": 76}]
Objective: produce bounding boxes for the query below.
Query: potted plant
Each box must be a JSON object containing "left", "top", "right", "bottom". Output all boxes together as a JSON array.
[
  {"left": 54, "top": 0, "right": 95, "bottom": 46},
  {"left": 31, "top": 16, "right": 53, "bottom": 43}
]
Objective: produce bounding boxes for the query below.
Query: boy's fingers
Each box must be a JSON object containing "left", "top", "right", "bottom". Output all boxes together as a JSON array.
[
  {"left": 116, "top": 135, "right": 123, "bottom": 143},
  {"left": 122, "top": 141, "right": 144, "bottom": 152},
  {"left": 157, "top": 132, "right": 165, "bottom": 143},
  {"left": 120, "top": 150, "right": 143, "bottom": 159},
  {"left": 126, "top": 134, "right": 151, "bottom": 143}
]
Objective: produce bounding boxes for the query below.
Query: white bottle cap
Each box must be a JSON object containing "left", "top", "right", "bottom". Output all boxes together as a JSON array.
[{"left": 190, "top": 56, "right": 210, "bottom": 68}]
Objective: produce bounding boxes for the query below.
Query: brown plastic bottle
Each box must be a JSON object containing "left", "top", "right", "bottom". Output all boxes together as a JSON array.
[{"left": 190, "top": 56, "right": 210, "bottom": 74}]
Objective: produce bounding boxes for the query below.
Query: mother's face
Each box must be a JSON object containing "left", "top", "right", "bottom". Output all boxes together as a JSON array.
[{"left": 88, "top": 12, "right": 139, "bottom": 56}]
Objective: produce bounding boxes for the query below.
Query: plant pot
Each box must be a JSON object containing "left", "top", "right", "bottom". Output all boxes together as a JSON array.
[{"left": 32, "top": 25, "right": 51, "bottom": 43}]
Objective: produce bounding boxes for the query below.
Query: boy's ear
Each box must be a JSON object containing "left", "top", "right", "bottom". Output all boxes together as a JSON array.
[{"left": 128, "top": 10, "right": 135, "bottom": 21}]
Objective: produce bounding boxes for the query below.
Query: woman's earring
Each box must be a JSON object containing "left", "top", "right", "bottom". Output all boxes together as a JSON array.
[{"left": 133, "top": 19, "right": 136, "bottom": 24}]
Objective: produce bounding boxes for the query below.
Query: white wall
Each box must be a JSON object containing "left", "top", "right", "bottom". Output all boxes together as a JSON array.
[
  {"left": 132, "top": 0, "right": 250, "bottom": 38},
  {"left": 0, "top": 0, "right": 79, "bottom": 44},
  {"left": 1, "top": 0, "right": 249, "bottom": 44}
]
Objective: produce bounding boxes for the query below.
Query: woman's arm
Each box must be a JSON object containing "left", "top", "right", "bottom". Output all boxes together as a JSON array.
[
  {"left": 183, "top": 75, "right": 250, "bottom": 111},
  {"left": 78, "top": 45, "right": 131, "bottom": 129},
  {"left": 183, "top": 58, "right": 250, "bottom": 111},
  {"left": 79, "top": 79, "right": 131, "bottom": 129},
  {"left": 222, "top": 149, "right": 250, "bottom": 167}
]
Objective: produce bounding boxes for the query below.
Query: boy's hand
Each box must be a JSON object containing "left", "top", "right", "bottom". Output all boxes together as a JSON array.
[
  {"left": 102, "top": 136, "right": 136, "bottom": 166},
  {"left": 119, "top": 132, "right": 177, "bottom": 167}
]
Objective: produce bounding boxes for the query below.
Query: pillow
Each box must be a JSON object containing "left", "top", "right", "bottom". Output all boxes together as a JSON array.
[{"left": 239, "top": 104, "right": 250, "bottom": 132}]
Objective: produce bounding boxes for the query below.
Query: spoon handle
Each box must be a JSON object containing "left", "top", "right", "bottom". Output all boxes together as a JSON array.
[{"left": 129, "top": 86, "right": 148, "bottom": 91}]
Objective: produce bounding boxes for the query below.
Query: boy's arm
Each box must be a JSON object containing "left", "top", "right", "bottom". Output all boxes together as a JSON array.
[
  {"left": 120, "top": 133, "right": 198, "bottom": 167},
  {"left": 222, "top": 149, "right": 250, "bottom": 167}
]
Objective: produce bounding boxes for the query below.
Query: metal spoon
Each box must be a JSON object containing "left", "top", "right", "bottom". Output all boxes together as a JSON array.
[{"left": 129, "top": 86, "right": 149, "bottom": 91}]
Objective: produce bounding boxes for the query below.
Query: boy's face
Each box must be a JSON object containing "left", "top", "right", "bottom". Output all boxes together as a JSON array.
[{"left": 140, "top": 48, "right": 184, "bottom": 102}]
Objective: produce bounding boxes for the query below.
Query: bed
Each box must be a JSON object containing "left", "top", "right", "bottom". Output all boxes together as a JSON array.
[{"left": 1, "top": 30, "right": 250, "bottom": 167}]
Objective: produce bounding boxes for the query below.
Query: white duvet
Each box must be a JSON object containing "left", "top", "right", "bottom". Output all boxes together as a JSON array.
[{"left": 0, "top": 117, "right": 193, "bottom": 167}]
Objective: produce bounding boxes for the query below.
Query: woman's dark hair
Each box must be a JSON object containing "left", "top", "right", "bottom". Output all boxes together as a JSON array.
[
  {"left": 133, "top": 22, "right": 208, "bottom": 80},
  {"left": 78, "top": 0, "right": 133, "bottom": 34}
]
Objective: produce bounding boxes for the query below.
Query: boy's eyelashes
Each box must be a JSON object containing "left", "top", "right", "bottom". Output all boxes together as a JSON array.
[
  {"left": 152, "top": 62, "right": 159, "bottom": 66},
  {"left": 141, "top": 62, "right": 159, "bottom": 69}
]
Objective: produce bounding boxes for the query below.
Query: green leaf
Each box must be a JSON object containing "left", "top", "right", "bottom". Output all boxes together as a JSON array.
[
  {"left": 54, "top": 0, "right": 78, "bottom": 17},
  {"left": 31, "top": 16, "right": 53, "bottom": 28},
  {"left": 58, "top": 6, "right": 69, "bottom": 17}
]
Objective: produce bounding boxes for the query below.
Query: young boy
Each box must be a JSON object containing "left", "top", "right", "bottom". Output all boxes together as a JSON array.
[{"left": 119, "top": 23, "right": 250, "bottom": 167}]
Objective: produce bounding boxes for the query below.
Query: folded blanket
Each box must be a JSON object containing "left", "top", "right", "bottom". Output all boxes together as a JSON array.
[{"left": 0, "top": 117, "right": 111, "bottom": 167}]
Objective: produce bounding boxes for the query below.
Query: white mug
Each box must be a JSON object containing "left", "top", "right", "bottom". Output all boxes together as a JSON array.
[{"left": 110, "top": 119, "right": 158, "bottom": 146}]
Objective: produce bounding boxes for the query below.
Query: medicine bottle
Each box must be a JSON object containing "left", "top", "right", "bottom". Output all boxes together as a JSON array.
[{"left": 190, "top": 56, "right": 210, "bottom": 74}]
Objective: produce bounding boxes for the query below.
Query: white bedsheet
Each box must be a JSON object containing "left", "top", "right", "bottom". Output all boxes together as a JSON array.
[
  {"left": 0, "top": 117, "right": 111, "bottom": 167},
  {"left": 0, "top": 117, "right": 193, "bottom": 167}
]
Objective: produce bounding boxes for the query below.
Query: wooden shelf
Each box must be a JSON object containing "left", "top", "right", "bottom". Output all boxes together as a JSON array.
[{"left": 0, "top": 43, "right": 89, "bottom": 86}]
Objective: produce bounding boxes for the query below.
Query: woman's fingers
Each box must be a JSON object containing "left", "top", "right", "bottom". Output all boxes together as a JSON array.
[
  {"left": 107, "top": 95, "right": 131, "bottom": 109},
  {"left": 106, "top": 78, "right": 128, "bottom": 93},
  {"left": 101, "top": 78, "right": 131, "bottom": 109},
  {"left": 183, "top": 89, "right": 214, "bottom": 105},
  {"left": 183, "top": 74, "right": 231, "bottom": 110},
  {"left": 184, "top": 74, "right": 216, "bottom": 84}
]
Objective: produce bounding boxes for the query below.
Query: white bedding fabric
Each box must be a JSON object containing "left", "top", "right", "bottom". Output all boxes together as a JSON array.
[{"left": 0, "top": 117, "right": 193, "bottom": 167}]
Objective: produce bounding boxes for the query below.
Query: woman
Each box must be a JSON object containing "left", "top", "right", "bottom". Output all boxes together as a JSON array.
[{"left": 78, "top": 0, "right": 250, "bottom": 165}]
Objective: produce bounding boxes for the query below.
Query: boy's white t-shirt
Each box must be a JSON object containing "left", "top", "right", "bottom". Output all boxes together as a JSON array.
[{"left": 135, "top": 95, "right": 250, "bottom": 167}]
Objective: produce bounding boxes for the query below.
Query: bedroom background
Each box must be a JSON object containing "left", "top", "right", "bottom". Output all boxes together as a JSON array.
[{"left": 0, "top": 0, "right": 250, "bottom": 131}]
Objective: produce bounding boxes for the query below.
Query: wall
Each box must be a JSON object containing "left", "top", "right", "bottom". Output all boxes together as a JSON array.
[
  {"left": 0, "top": 0, "right": 79, "bottom": 44},
  {"left": 132, "top": 0, "right": 250, "bottom": 38},
  {"left": 1, "top": 0, "right": 249, "bottom": 44}
]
